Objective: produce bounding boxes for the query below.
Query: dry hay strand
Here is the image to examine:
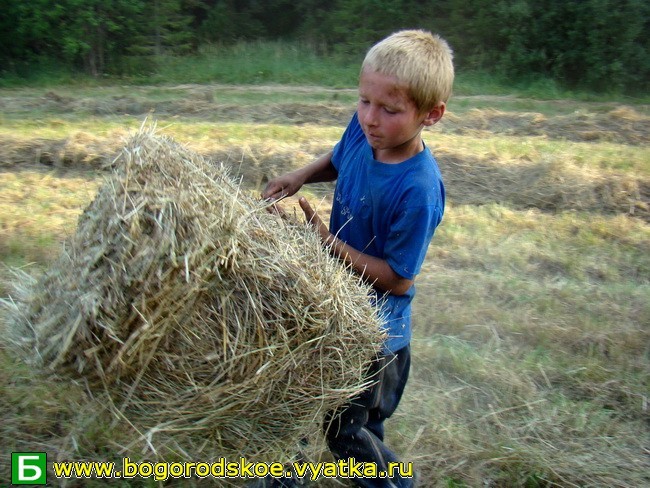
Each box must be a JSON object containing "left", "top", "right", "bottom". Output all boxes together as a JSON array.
[
  {"left": 542, "top": 107, "right": 650, "bottom": 145},
  {"left": 440, "top": 150, "right": 649, "bottom": 220},
  {"left": 0, "top": 132, "right": 121, "bottom": 169},
  {"left": 163, "top": 100, "right": 353, "bottom": 126},
  {"left": 2, "top": 123, "right": 384, "bottom": 462},
  {"left": 439, "top": 108, "right": 548, "bottom": 138},
  {"left": 441, "top": 106, "right": 650, "bottom": 145}
]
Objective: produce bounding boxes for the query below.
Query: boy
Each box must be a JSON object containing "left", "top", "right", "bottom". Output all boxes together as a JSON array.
[{"left": 262, "top": 29, "right": 453, "bottom": 487}]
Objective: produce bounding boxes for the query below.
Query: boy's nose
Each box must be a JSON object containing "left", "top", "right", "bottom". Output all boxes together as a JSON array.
[{"left": 362, "top": 106, "right": 379, "bottom": 127}]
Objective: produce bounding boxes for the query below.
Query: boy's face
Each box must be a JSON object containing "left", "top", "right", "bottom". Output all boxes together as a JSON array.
[{"left": 358, "top": 68, "right": 444, "bottom": 163}]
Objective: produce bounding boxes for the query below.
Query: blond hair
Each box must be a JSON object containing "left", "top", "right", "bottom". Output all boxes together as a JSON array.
[{"left": 362, "top": 29, "right": 454, "bottom": 111}]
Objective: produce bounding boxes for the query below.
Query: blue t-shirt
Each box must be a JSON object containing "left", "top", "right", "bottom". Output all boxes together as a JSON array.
[{"left": 330, "top": 113, "right": 445, "bottom": 353}]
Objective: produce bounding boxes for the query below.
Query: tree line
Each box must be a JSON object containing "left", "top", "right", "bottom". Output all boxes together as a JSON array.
[{"left": 1, "top": 0, "right": 648, "bottom": 93}]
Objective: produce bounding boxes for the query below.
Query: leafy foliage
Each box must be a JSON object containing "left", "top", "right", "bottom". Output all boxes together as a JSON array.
[{"left": 1, "top": 0, "right": 648, "bottom": 93}]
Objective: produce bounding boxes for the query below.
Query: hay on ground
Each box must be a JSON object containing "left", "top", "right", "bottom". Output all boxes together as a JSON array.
[{"left": 2, "top": 123, "right": 384, "bottom": 463}]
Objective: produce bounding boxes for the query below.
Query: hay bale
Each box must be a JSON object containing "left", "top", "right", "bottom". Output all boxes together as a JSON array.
[{"left": 2, "top": 124, "right": 384, "bottom": 462}]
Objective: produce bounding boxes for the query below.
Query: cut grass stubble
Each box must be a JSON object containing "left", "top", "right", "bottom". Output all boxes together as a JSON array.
[{"left": 0, "top": 87, "right": 648, "bottom": 487}]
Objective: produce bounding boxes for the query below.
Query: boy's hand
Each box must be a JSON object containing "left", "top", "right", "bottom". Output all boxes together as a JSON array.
[
  {"left": 298, "top": 197, "right": 331, "bottom": 244},
  {"left": 262, "top": 172, "right": 304, "bottom": 202}
]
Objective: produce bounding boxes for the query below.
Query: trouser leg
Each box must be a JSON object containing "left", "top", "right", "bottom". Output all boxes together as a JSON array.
[{"left": 325, "top": 346, "right": 412, "bottom": 488}]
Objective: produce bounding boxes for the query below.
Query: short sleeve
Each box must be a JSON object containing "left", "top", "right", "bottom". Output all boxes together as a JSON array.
[
  {"left": 332, "top": 113, "right": 363, "bottom": 172},
  {"left": 384, "top": 203, "right": 443, "bottom": 280}
]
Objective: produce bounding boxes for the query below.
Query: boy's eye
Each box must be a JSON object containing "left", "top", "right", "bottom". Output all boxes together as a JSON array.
[{"left": 384, "top": 107, "right": 397, "bottom": 115}]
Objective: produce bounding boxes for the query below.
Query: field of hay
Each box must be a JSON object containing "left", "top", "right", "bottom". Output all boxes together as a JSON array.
[{"left": 1, "top": 84, "right": 648, "bottom": 487}]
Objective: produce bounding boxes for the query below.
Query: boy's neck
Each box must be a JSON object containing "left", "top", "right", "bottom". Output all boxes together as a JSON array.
[{"left": 372, "top": 133, "right": 425, "bottom": 164}]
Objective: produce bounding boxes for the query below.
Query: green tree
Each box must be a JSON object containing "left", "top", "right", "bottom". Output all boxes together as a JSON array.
[
  {"left": 298, "top": 0, "right": 434, "bottom": 57},
  {"left": 3, "top": 0, "right": 144, "bottom": 76},
  {"left": 199, "top": 0, "right": 265, "bottom": 43},
  {"left": 73, "top": 0, "right": 145, "bottom": 75},
  {"left": 198, "top": 0, "right": 301, "bottom": 43},
  {"left": 425, "top": 0, "right": 649, "bottom": 93},
  {"left": 131, "top": 0, "right": 196, "bottom": 56},
  {"left": 2, "top": 0, "right": 647, "bottom": 92},
  {"left": 294, "top": 0, "right": 338, "bottom": 52},
  {"left": 0, "top": 0, "right": 31, "bottom": 67},
  {"left": 495, "top": 0, "right": 650, "bottom": 92}
]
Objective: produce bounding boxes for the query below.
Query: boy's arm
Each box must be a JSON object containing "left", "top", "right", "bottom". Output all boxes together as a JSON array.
[
  {"left": 299, "top": 197, "right": 414, "bottom": 296},
  {"left": 262, "top": 151, "right": 337, "bottom": 201}
]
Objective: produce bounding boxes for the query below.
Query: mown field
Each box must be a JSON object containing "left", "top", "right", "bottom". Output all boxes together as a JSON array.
[{"left": 0, "top": 83, "right": 648, "bottom": 487}]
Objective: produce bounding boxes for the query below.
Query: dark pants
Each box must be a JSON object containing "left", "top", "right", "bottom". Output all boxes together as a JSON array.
[
  {"left": 251, "top": 346, "right": 413, "bottom": 488},
  {"left": 324, "top": 345, "right": 413, "bottom": 488}
]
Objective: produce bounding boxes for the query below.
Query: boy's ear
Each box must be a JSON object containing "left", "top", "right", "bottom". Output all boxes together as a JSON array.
[{"left": 422, "top": 103, "right": 446, "bottom": 126}]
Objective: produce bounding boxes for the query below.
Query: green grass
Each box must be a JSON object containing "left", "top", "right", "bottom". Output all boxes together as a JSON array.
[
  {"left": 146, "top": 42, "right": 362, "bottom": 87},
  {"left": 3, "top": 41, "right": 650, "bottom": 104}
]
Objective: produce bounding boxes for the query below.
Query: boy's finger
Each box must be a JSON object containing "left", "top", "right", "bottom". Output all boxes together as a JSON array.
[
  {"left": 261, "top": 181, "right": 285, "bottom": 200},
  {"left": 261, "top": 188, "right": 280, "bottom": 201},
  {"left": 262, "top": 191, "right": 288, "bottom": 205},
  {"left": 298, "top": 197, "right": 315, "bottom": 221},
  {"left": 268, "top": 202, "right": 288, "bottom": 218}
]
